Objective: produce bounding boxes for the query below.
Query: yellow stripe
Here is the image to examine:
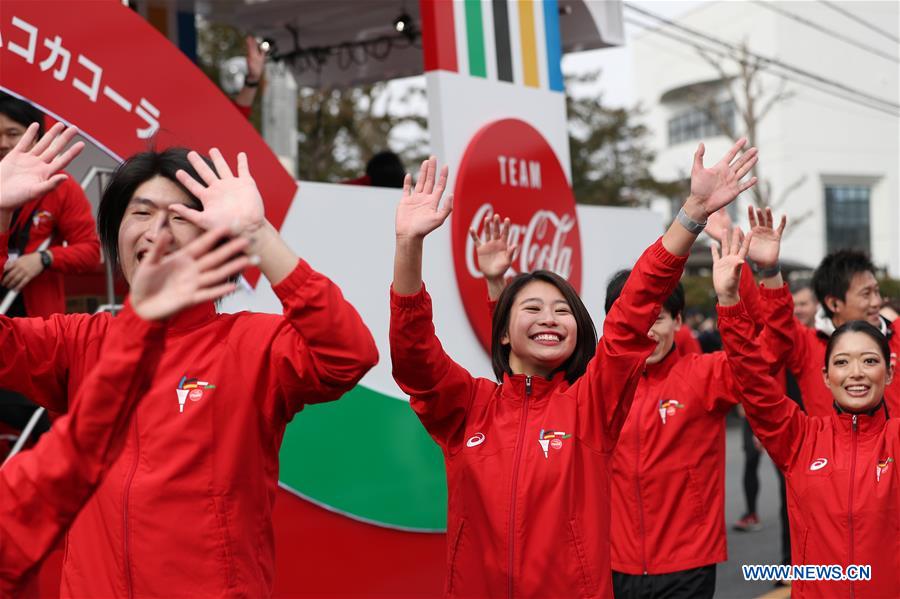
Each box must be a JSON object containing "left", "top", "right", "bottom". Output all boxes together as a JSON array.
[{"left": 517, "top": 0, "right": 539, "bottom": 87}]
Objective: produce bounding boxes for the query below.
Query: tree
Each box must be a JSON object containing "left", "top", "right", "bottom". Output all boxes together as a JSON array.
[
  {"left": 692, "top": 42, "right": 811, "bottom": 227},
  {"left": 566, "top": 71, "right": 683, "bottom": 206},
  {"left": 196, "top": 20, "right": 429, "bottom": 183}
]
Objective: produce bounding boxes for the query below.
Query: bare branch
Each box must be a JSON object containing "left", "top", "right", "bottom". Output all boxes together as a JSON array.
[{"left": 772, "top": 175, "right": 808, "bottom": 210}]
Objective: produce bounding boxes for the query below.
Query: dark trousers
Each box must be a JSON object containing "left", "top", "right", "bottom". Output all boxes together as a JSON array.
[{"left": 613, "top": 565, "right": 716, "bottom": 599}]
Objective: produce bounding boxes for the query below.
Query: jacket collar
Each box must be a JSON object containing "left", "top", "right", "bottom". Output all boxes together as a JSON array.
[
  {"left": 166, "top": 301, "right": 217, "bottom": 333},
  {"left": 642, "top": 344, "right": 678, "bottom": 381},
  {"left": 501, "top": 371, "right": 569, "bottom": 402},
  {"left": 832, "top": 400, "right": 888, "bottom": 435},
  {"left": 815, "top": 307, "right": 891, "bottom": 338}
]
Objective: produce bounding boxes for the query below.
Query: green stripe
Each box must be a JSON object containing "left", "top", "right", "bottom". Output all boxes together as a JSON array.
[
  {"left": 279, "top": 385, "right": 447, "bottom": 530},
  {"left": 465, "top": 0, "right": 487, "bottom": 77}
]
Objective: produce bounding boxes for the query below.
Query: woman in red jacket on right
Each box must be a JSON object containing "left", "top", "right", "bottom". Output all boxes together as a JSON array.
[
  {"left": 390, "top": 139, "right": 758, "bottom": 598},
  {"left": 713, "top": 228, "right": 898, "bottom": 598}
]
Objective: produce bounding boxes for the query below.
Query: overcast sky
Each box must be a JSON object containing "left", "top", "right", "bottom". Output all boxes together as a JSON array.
[{"left": 562, "top": 1, "right": 705, "bottom": 107}]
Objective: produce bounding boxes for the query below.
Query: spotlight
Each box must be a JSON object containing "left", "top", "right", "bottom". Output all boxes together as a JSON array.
[
  {"left": 393, "top": 12, "right": 412, "bottom": 35},
  {"left": 257, "top": 37, "right": 276, "bottom": 56}
]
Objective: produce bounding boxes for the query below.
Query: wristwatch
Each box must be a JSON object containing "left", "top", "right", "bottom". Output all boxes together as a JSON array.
[{"left": 39, "top": 250, "right": 52, "bottom": 269}]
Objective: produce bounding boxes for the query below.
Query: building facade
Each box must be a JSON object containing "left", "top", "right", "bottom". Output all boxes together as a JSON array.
[{"left": 633, "top": 0, "right": 899, "bottom": 275}]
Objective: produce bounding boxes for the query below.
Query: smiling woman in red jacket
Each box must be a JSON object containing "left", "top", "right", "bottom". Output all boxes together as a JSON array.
[
  {"left": 713, "top": 229, "right": 899, "bottom": 599},
  {"left": 390, "top": 141, "right": 758, "bottom": 599},
  {"left": 0, "top": 123, "right": 378, "bottom": 597}
]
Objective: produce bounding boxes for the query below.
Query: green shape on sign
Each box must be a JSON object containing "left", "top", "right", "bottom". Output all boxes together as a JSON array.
[{"left": 279, "top": 385, "right": 448, "bottom": 531}]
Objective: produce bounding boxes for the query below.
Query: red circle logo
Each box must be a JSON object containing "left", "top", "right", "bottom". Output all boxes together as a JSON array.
[
  {"left": 189, "top": 389, "right": 204, "bottom": 402},
  {"left": 451, "top": 119, "right": 582, "bottom": 352},
  {"left": 550, "top": 438, "right": 563, "bottom": 451}
]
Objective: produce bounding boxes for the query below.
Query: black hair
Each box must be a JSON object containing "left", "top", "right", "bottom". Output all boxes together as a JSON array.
[
  {"left": 365, "top": 151, "right": 405, "bottom": 188},
  {"left": 789, "top": 277, "right": 813, "bottom": 295},
  {"left": 604, "top": 269, "right": 685, "bottom": 319},
  {"left": 812, "top": 250, "right": 876, "bottom": 318},
  {"left": 0, "top": 92, "right": 45, "bottom": 137},
  {"left": 825, "top": 320, "right": 891, "bottom": 369},
  {"left": 97, "top": 148, "right": 210, "bottom": 272},
  {"left": 491, "top": 270, "right": 596, "bottom": 384}
]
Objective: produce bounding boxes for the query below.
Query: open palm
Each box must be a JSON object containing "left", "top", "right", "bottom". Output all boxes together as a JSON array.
[
  {"left": 471, "top": 214, "right": 518, "bottom": 279},
  {"left": 130, "top": 227, "right": 249, "bottom": 320},
  {"left": 747, "top": 206, "right": 786, "bottom": 267},
  {"left": 171, "top": 149, "right": 265, "bottom": 235},
  {"left": 0, "top": 123, "right": 84, "bottom": 211},
  {"left": 691, "top": 138, "right": 758, "bottom": 216},
  {"left": 395, "top": 157, "right": 452, "bottom": 239},
  {"left": 711, "top": 227, "right": 753, "bottom": 302}
]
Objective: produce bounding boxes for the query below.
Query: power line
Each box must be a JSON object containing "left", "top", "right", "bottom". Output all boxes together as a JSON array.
[
  {"left": 624, "top": 15, "right": 900, "bottom": 118},
  {"left": 818, "top": 0, "right": 900, "bottom": 44},
  {"left": 752, "top": 0, "right": 899, "bottom": 64},
  {"left": 624, "top": 2, "right": 900, "bottom": 114}
]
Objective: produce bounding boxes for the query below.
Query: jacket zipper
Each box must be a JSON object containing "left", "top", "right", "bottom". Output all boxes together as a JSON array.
[
  {"left": 122, "top": 412, "right": 140, "bottom": 599},
  {"left": 848, "top": 414, "right": 857, "bottom": 599},
  {"left": 507, "top": 375, "right": 532, "bottom": 599},
  {"left": 635, "top": 390, "right": 648, "bottom": 575}
]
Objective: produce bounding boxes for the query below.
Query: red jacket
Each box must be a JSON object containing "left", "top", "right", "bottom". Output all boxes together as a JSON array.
[
  {"left": 0, "top": 304, "right": 164, "bottom": 596},
  {"left": 610, "top": 280, "right": 793, "bottom": 575},
  {"left": 777, "top": 309, "right": 900, "bottom": 418},
  {"left": 7, "top": 176, "right": 100, "bottom": 317},
  {"left": 673, "top": 324, "right": 701, "bottom": 356},
  {"left": 390, "top": 239, "right": 687, "bottom": 598},
  {"left": 720, "top": 301, "right": 900, "bottom": 598},
  {"left": 0, "top": 233, "right": 378, "bottom": 597}
]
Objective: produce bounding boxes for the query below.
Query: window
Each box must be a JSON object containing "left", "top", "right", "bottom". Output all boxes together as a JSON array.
[
  {"left": 667, "top": 100, "right": 735, "bottom": 146},
  {"left": 825, "top": 185, "right": 870, "bottom": 254}
]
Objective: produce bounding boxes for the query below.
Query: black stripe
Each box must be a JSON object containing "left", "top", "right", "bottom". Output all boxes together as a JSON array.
[{"left": 493, "top": 0, "right": 512, "bottom": 82}]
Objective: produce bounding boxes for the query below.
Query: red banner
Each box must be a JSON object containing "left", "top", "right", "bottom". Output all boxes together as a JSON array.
[{"left": 0, "top": 0, "right": 297, "bottom": 285}]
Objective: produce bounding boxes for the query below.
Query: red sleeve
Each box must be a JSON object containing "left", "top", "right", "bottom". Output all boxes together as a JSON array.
[
  {"left": 574, "top": 238, "right": 688, "bottom": 453},
  {"left": 717, "top": 301, "right": 807, "bottom": 472},
  {"left": 390, "top": 284, "right": 480, "bottom": 454},
  {"left": 738, "top": 262, "right": 764, "bottom": 334},
  {"left": 44, "top": 177, "right": 100, "bottom": 274},
  {"left": 0, "top": 312, "right": 82, "bottom": 413},
  {"left": 265, "top": 259, "right": 379, "bottom": 421},
  {"left": 687, "top": 352, "right": 739, "bottom": 414},
  {"left": 0, "top": 303, "right": 165, "bottom": 593},
  {"left": 674, "top": 326, "right": 701, "bottom": 355}
]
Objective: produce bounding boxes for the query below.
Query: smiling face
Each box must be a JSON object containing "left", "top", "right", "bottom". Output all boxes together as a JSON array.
[
  {"left": 502, "top": 280, "right": 578, "bottom": 378},
  {"left": 117, "top": 176, "right": 202, "bottom": 284},
  {"left": 829, "top": 271, "right": 882, "bottom": 327},
  {"left": 823, "top": 331, "right": 893, "bottom": 413},
  {"left": 646, "top": 309, "right": 680, "bottom": 365}
]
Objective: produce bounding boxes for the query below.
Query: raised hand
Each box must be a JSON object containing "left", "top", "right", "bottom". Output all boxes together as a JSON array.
[
  {"left": 471, "top": 214, "right": 518, "bottom": 278},
  {"left": 171, "top": 149, "right": 266, "bottom": 237},
  {"left": 711, "top": 226, "right": 753, "bottom": 306},
  {"left": 129, "top": 226, "right": 250, "bottom": 321},
  {"left": 687, "top": 138, "right": 758, "bottom": 219},
  {"left": 395, "top": 156, "right": 452, "bottom": 240},
  {"left": 0, "top": 122, "right": 84, "bottom": 212},
  {"left": 746, "top": 206, "right": 786, "bottom": 268},
  {"left": 470, "top": 213, "right": 518, "bottom": 300},
  {"left": 245, "top": 35, "right": 266, "bottom": 83},
  {"left": 704, "top": 208, "right": 733, "bottom": 243}
]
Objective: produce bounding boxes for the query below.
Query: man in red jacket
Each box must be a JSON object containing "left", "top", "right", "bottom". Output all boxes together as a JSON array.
[
  {"left": 0, "top": 122, "right": 378, "bottom": 597},
  {"left": 779, "top": 250, "right": 898, "bottom": 417},
  {"left": 0, "top": 120, "right": 251, "bottom": 595},
  {"left": 0, "top": 93, "right": 100, "bottom": 318},
  {"left": 0, "top": 94, "right": 101, "bottom": 461},
  {"left": 602, "top": 215, "right": 789, "bottom": 599}
]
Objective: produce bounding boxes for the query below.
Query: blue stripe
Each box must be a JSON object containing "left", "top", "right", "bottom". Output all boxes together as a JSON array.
[
  {"left": 543, "top": 0, "right": 564, "bottom": 92},
  {"left": 177, "top": 11, "right": 198, "bottom": 63}
]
